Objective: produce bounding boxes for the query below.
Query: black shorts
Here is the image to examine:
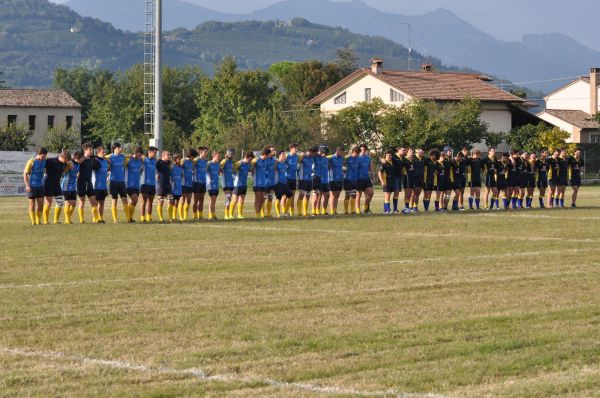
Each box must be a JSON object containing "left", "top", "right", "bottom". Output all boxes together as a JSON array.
[
  {"left": 298, "top": 180, "right": 312, "bottom": 193},
  {"left": 193, "top": 182, "right": 206, "bottom": 194},
  {"left": 44, "top": 182, "right": 62, "bottom": 197},
  {"left": 497, "top": 176, "right": 507, "bottom": 190},
  {"left": 548, "top": 178, "right": 558, "bottom": 188},
  {"left": 127, "top": 188, "right": 140, "bottom": 196},
  {"left": 158, "top": 184, "right": 173, "bottom": 196},
  {"left": 392, "top": 176, "right": 402, "bottom": 192},
  {"left": 320, "top": 182, "right": 330, "bottom": 193},
  {"left": 537, "top": 178, "right": 548, "bottom": 189},
  {"left": 329, "top": 181, "right": 343, "bottom": 192},
  {"left": 437, "top": 177, "right": 447, "bottom": 192},
  {"left": 275, "top": 183, "right": 293, "bottom": 200},
  {"left": 266, "top": 185, "right": 275, "bottom": 193},
  {"left": 234, "top": 186, "right": 248, "bottom": 196},
  {"left": 343, "top": 179, "right": 357, "bottom": 192},
  {"left": 173, "top": 195, "right": 182, "bottom": 201},
  {"left": 571, "top": 176, "right": 581, "bottom": 187},
  {"left": 287, "top": 179, "right": 297, "bottom": 191},
  {"left": 357, "top": 178, "right": 373, "bottom": 192},
  {"left": 485, "top": 175, "right": 497, "bottom": 188},
  {"left": 141, "top": 184, "right": 156, "bottom": 196},
  {"left": 424, "top": 182, "right": 436, "bottom": 192},
  {"left": 27, "top": 186, "right": 45, "bottom": 199},
  {"left": 63, "top": 191, "right": 77, "bottom": 201},
  {"left": 77, "top": 179, "right": 95, "bottom": 198},
  {"left": 519, "top": 174, "right": 529, "bottom": 189},
  {"left": 253, "top": 186, "right": 266, "bottom": 193},
  {"left": 182, "top": 186, "right": 193, "bottom": 194},
  {"left": 382, "top": 184, "right": 393, "bottom": 193},
  {"left": 95, "top": 189, "right": 109, "bottom": 201},
  {"left": 456, "top": 175, "right": 467, "bottom": 189},
  {"left": 406, "top": 174, "right": 418, "bottom": 189},
  {"left": 470, "top": 180, "right": 482, "bottom": 188},
  {"left": 208, "top": 189, "right": 219, "bottom": 197},
  {"left": 223, "top": 186, "right": 234, "bottom": 193},
  {"left": 557, "top": 176, "right": 568, "bottom": 186},
  {"left": 527, "top": 175, "right": 536, "bottom": 188},
  {"left": 311, "top": 177, "right": 321, "bottom": 192},
  {"left": 109, "top": 181, "right": 127, "bottom": 199},
  {"left": 508, "top": 175, "right": 519, "bottom": 188}
]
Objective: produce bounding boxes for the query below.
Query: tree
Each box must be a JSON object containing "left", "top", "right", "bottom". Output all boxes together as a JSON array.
[
  {"left": 41, "top": 124, "right": 81, "bottom": 152},
  {"left": 325, "top": 98, "right": 386, "bottom": 150},
  {"left": 506, "top": 123, "right": 544, "bottom": 152},
  {"left": 271, "top": 60, "right": 343, "bottom": 103},
  {"left": 443, "top": 97, "right": 488, "bottom": 150},
  {"left": 335, "top": 48, "right": 359, "bottom": 77},
  {"left": 483, "top": 131, "right": 506, "bottom": 149},
  {"left": 0, "top": 124, "right": 32, "bottom": 151},
  {"left": 537, "top": 126, "right": 572, "bottom": 153}
]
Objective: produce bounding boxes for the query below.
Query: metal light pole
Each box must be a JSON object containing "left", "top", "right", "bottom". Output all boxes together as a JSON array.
[
  {"left": 152, "top": 0, "right": 163, "bottom": 150},
  {"left": 399, "top": 22, "right": 412, "bottom": 71}
]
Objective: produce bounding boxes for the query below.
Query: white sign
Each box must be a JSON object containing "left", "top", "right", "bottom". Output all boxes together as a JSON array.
[{"left": 0, "top": 151, "right": 36, "bottom": 196}]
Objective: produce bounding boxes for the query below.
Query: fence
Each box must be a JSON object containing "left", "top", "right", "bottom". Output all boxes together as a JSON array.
[
  {"left": 0, "top": 151, "right": 36, "bottom": 196},
  {"left": 581, "top": 144, "right": 600, "bottom": 184}
]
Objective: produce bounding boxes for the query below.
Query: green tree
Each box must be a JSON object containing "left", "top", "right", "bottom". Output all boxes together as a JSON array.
[
  {"left": 506, "top": 123, "right": 548, "bottom": 152},
  {"left": 325, "top": 98, "right": 386, "bottom": 151},
  {"left": 538, "top": 126, "right": 572, "bottom": 153},
  {"left": 0, "top": 124, "right": 32, "bottom": 151},
  {"left": 335, "top": 48, "right": 359, "bottom": 76},
  {"left": 483, "top": 131, "right": 506, "bottom": 149},
  {"left": 273, "top": 60, "right": 343, "bottom": 103},
  {"left": 443, "top": 97, "right": 488, "bottom": 150},
  {"left": 41, "top": 124, "right": 81, "bottom": 152}
]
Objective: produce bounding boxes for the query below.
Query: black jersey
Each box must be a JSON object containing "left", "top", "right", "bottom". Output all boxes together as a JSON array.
[
  {"left": 547, "top": 157, "right": 558, "bottom": 180},
  {"left": 78, "top": 156, "right": 100, "bottom": 182},
  {"left": 156, "top": 159, "right": 172, "bottom": 189},
  {"left": 379, "top": 160, "right": 395, "bottom": 186},
  {"left": 467, "top": 157, "right": 483, "bottom": 184},
  {"left": 569, "top": 157, "right": 584, "bottom": 179},
  {"left": 535, "top": 159, "right": 548, "bottom": 180},
  {"left": 44, "top": 157, "right": 68, "bottom": 187},
  {"left": 557, "top": 156, "right": 569, "bottom": 181},
  {"left": 424, "top": 158, "right": 438, "bottom": 185},
  {"left": 482, "top": 156, "right": 497, "bottom": 178},
  {"left": 392, "top": 155, "right": 405, "bottom": 179},
  {"left": 413, "top": 155, "right": 425, "bottom": 178}
]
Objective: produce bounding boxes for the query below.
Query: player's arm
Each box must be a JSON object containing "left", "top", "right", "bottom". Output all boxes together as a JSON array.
[
  {"left": 23, "top": 159, "right": 34, "bottom": 192},
  {"left": 377, "top": 165, "right": 385, "bottom": 186},
  {"left": 233, "top": 161, "right": 241, "bottom": 172}
]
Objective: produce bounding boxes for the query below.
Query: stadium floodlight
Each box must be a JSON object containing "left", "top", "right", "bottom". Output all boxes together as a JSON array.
[{"left": 144, "top": 0, "right": 163, "bottom": 150}]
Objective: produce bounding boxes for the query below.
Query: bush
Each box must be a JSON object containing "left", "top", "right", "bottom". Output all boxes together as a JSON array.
[
  {"left": 41, "top": 124, "right": 81, "bottom": 152},
  {"left": 0, "top": 123, "right": 32, "bottom": 151}
]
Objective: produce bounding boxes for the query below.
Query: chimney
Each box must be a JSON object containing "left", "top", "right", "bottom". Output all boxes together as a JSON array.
[
  {"left": 591, "top": 67, "right": 600, "bottom": 116},
  {"left": 371, "top": 58, "right": 383, "bottom": 75},
  {"left": 421, "top": 64, "right": 433, "bottom": 72}
]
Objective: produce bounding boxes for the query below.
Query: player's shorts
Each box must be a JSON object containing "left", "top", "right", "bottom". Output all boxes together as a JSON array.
[
  {"left": 415, "top": 175, "right": 424, "bottom": 189},
  {"left": 193, "top": 182, "right": 207, "bottom": 194},
  {"left": 455, "top": 174, "right": 466, "bottom": 189},
  {"left": 182, "top": 186, "right": 193, "bottom": 194},
  {"left": 424, "top": 182, "right": 436, "bottom": 192},
  {"left": 109, "top": 181, "right": 127, "bottom": 199},
  {"left": 382, "top": 184, "right": 393, "bottom": 193},
  {"left": 275, "top": 183, "right": 293, "bottom": 200},
  {"left": 173, "top": 195, "right": 182, "bottom": 201},
  {"left": 234, "top": 186, "right": 248, "bottom": 196},
  {"left": 298, "top": 180, "right": 312, "bottom": 194},
  {"left": 518, "top": 174, "right": 529, "bottom": 189},
  {"left": 537, "top": 177, "right": 548, "bottom": 189},
  {"left": 557, "top": 175, "right": 568, "bottom": 186},
  {"left": 343, "top": 179, "right": 357, "bottom": 192},
  {"left": 436, "top": 176, "right": 447, "bottom": 192},
  {"left": 485, "top": 175, "right": 497, "bottom": 188},
  {"left": 406, "top": 174, "right": 418, "bottom": 189},
  {"left": 44, "top": 182, "right": 62, "bottom": 197},
  {"left": 126, "top": 188, "right": 140, "bottom": 196},
  {"left": 266, "top": 185, "right": 275, "bottom": 193},
  {"left": 77, "top": 179, "right": 95, "bottom": 198},
  {"left": 329, "top": 181, "right": 343, "bottom": 192},
  {"left": 95, "top": 189, "right": 109, "bottom": 201},
  {"left": 27, "top": 186, "right": 45, "bottom": 199},
  {"left": 571, "top": 176, "right": 582, "bottom": 187},
  {"left": 320, "top": 182, "right": 330, "bottom": 193},
  {"left": 469, "top": 180, "right": 482, "bottom": 189},
  {"left": 527, "top": 175, "right": 536, "bottom": 188},
  {"left": 357, "top": 178, "right": 373, "bottom": 192},
  {"left": 548, "top": 178, "right": 557, "bottom": 187},
  {"left": 140, "top": 184, "right": 156, "bottom": 196},
  {"left": 287, "top": 179, "right": 297, "bottom": 191},
  {"left": 253, "top": 186, "right": 266, "bottom": 193},
  {"left": 497, "top": 176, "right": 507, "bottom": 190},
  {"left": 392, "top": 176, "right": 402, "bottom": 192},
  {"left": 63, "top": 191, "right": 77, "bottom": 201},
  {"left": 208, "top": 189, "right": 219, "bottom": 197},
  {"left": 508, "top": 174, "right": 519, "bottom": 188},
  {"left": 223, "top": 186, "right": 234, "bottom": 192}
]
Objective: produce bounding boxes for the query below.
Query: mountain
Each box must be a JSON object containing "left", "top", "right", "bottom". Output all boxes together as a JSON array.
[
  {"left": 0, "top": 0, "right": 456, "bottom": 87},
  {"left": 61, "top": 0, "right": 600, "bottom": 92}
]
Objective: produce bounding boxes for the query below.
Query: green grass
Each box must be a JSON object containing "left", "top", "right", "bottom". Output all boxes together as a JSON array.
[{"left": 1, "top": 189, "right": 600, "bottom": 397}]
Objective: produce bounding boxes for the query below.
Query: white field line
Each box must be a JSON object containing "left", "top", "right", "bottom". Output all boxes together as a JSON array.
[
  {"left": 0, "top": 346, "right": 450, "bottom": 398},
  {"left": 2, "top": 248, "right": 599, "bottom": 291}
]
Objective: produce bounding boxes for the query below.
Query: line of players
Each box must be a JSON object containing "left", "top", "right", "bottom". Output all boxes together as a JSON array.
[
  {"left": 377, "top": 146, "right": 584, "bottom": 214},
  {"left": 23, "top": 142, "right": 584, "bottom": 225}
]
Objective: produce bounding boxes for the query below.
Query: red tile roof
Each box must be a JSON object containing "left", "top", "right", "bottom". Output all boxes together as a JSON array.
[
  {"left": 310, "top": 68, "right": 525, "bottom": 105},
  {"left": 0, "top": 89, "right": 81, "bottom": 108},
  {"left": 540, "top": 109, "right": 599, "bottom": 129}
]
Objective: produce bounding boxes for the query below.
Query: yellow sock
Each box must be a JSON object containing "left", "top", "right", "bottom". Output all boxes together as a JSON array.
[
  {"left": 224, "top": 207, "right": 230, "bottom": 220},
  {"left": 168, "top": 204, "right": 175, "bottom": 221},
  {"left": 290, "top": 200, "right": 295, "bottom": 216},
  {"left": 64, "top": 205, "right": 72, "bottom": 224},
  {"left": 238, "top": 203, "right": 244, "bottom": 218},
  {"left": 178, "top": 203, "right": 183, "bottom": 220},
  {"left": 42, "top": 204, "right": 50, "bottom": 225},
  {"left": 145, "top": 213, "right": 152, "bottom": 222},
  {"left": 53, "top": 206, "right": 62, "bottom": 224},
  {"left": 28, "top": 210, "right": 36, "bottom": 225},
  {"left": 321, "top": 207, "right": 326, "bottom": 215},
  {"left": 124, "top": 204, "right": 130, "bottom": 221},
  {"left": 284, "top": 200, "right": 291, "bottom": 216},
  {"left": 35, "top": 211, "right": 42, "bottom": 225},
  {"left": 208, "top": 211, "right": 214, "bottom": 220},
  {"left": 344, "top": 199, "right": 349, "bottom": 213},
  {"left": 302, "top": 198, "right": 308, "bottom": 216},
  {"left": 183, "top": 203, "right": 189, "bottom": 220},
  {"left": 355, "top": 205, "right": 361, "bottom": 215},
  {"left": 78, "top": 207, "right": 84, "bottom": 223},
  {"left": 260, "top": 206, "right": 265, "bottom": 218},
  {"left": 91, "top": 207, "right": 99, "bottom": 223},
  {"left": 275, "top": 200, "right": 281, "bottom": 217},
  {"left": 267, "top": 201, "right": 273, "bottom": 217},
  {"left": 157, "top": 204, "right": 164, "bottom": 222},
  {"left": 111, "top": 205, "right": 118, "bottom": 223}
]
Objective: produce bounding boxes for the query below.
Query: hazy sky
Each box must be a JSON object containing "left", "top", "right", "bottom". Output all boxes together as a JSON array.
[{"left": 50, "top": 0, "right": 600, "bottom": 51}]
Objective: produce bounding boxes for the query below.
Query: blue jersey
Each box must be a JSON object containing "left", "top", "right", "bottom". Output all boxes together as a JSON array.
[
  {"left": 194, "top": 158, "right": 207, "bottom": 184},
  {"left": 126, "top": 157, "right": 142, "bottom": 189},
  {"left": 286, "top": 153, "right": 298, "bottom": 181},
  {"left": 220, "top": 159, "right": 235, "bottom": 189},
  {"left": 206, "top": 161, "right": 220, "bottom": 191},
  {"left": 265, "top": 157, "right": 276, "bottom": 187},
  {"left": 61, "top": 160, "right": 79, "bottom": 192},
  {"left": 142, "top": 157, "right": 157, "bottom": 186},
  {"left": 317, "top": 156, "right": 330, "bottom": 183},
  {"left": 357, "top": 155, "right": 371, "bottom": 180},
  {"left": 94, "top": 157, "right": 109, "bottom": 190},
  {"left": 253, "top": 158, "right": 268, "bottom": 188},
  {"left": 329, "top": 155, "right": 344, "bottom": 182},
  {"left": 298, "top": 155, "right": 314, "bottom": 181},
  {"left": 108, "top": 154, "right": 125, "bottom": 182},
  {"left": 345, "top": 156, "right": 359, "bottom": 182},
  {"left": 234, "top": 161, "right": 251, "bottom": 188},
  {"left": 182, "top": 159, "right": 194, "bottom": 188},
  {"left": 275, "top": 160, "right": 287, "bottom": 185},
  {"left": 26, "top": 158, "right": 46, "bottom": 188},
  {"left": 171, "top": 165, "right": 183, "bottom": 196}
]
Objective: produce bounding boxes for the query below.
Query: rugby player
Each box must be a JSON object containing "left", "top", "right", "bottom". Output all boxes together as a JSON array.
[
  {"left": 343, "top": 147, "right": 359, "bottom": 214},
  {"left": 77, "top": 143, "right": 100, "bottom": 223},
  {"left": 556, "top": 148, "right": 569, "bottom": 207},
  {"left": 482, "top": 148, "right": 498, "bottom": 210},
  {"left": 107, "top": 143, "right": 128, "bottom": 223},
  {"left": 286, "top": 144, "right": 299, "bottom": 216},
  {"left": 569, "top": 148, "right": 584, "bottom": 208},
  {"left": 275, "top": 150, "right": 293, "bottom": 217},
  {"left": 392, "top": 147, "right": 406, "bottom": 213},
  {"left": 507, "top": 150, "right": 521, "bottom": 209},
  {"left": 498, "top": 153, "right": 510, "bottom": 209},
  {"left": 252, "top": 148, "right": 270, "bottom": 218},
  {"left": 317, "top": 145, "right": 331, "bottom": 215},
  {"left": 140, "top": 146, "right": 158, "bottom": 222},
  {"left": 547, "top": 149, "right": 559, "bottom": 208},
  {"left": 412, "top": 149, "right": 425, "bottom": 211},
  {"left": 180, "top": 149, "right": 197, "bottom": 221},
  {"left": 328, "top": 146, "right": 345, "bottom": 215},
  {"left": 221, "top": 149, "right": 236, "bottom": 220},
  {"left": 125, "top": 147, "right": 144, "bottom": 223},
  {"left": 297, "top": 147, "right": 316, "bottom": 216},
  {"left": 42, "top": 150, "right": 71, "bottom": 224},
  {"left": 155, "top": 150, "right": 174, "bottom": 223},
  {"left": 535, "top": 151, "right": 549, "bottom": 208},
  {"left": 206, "top": 151, "right": 221, "bottom": 220},
  {"left": 525, "top": 153, "right": 537, "bottom": 208},
  {"left": 23, "top": 148, "right": 48, "bottom": 225},
  {"left": 61, "top": 151, "right": 81, "bottom": 224},
  {"left": 422, "top": 149, "right": 440, "bottom": 212},
  {"left": 171, "top": 154, "right": 183, "bottom": 222},
  {"left": 193, "top": 147, "right": 208, "bottom": 220},
  {"left": 231, "top": 152, "right": 254, "bottom": 219},
  {"left": 467, "top": 149, "right": 483, "bottom": 210},
  {"left": 356, "top": 144, "right": 374, "bottom": 214},
  {"left": 264, "top": 146, "right": 277, "bottom": 218},
  {"left": 92, "top": 146, "right": 110, "bottom": 223},
  {"left": 378, "top": 150, "right": 395, "bottom": 214}
]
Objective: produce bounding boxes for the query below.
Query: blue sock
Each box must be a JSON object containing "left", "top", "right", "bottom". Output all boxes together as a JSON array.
[
  {"left": 424, "top": 200, "right": 430, "bottom": 211},
  {"left": 475, "top": 198, "right": 480, "bottom": 209},
  {"left": 490, "top": 199, "right": 495, "bottom": 209},
  {"left": 539, "top": 198, "right": 544, "bottom": 207},
  {"left": 452, "top": 200, "right": 458, "bottom": 210},
  {"left": 560, "top": 198, "right": 564, "bottom": 207},
  {"left": 434, "top": 201, "right": 440, "bottom": 211},
  {"left": 504, "top": 198, "right": 510, "bottom": 209},
  {"left": 495, "top": 199, "right": 500, "bottom": 209},
  {"left": 468, "top": 197, "right": 474, "bottom": 209},
  {"left": 555, "top": 197, "right": 560, "bottom": 206},
  {"left": 518, "top": 198, "right": 523, "bottom": 208},
  {"left": 511, "top": 197, "right": 517, "bottom": 208},
  {"left": 393, "top": 199, "right": 398, "bottom": 212}
]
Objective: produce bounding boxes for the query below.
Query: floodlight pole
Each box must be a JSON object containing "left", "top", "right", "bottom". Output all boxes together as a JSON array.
[
  {"left": 153, "top": 0, "right": 163, "bottom": 150},
  {"left": 399, "top": 22, "right": 412, "bottom": 71}
]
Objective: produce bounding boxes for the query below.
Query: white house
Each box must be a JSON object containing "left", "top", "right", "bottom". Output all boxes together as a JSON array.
[
  {"left": 0, "top": 89, "right": 82, "bottom": 150},
  {"left": 537, "top": 68, "right": 600, "bottom": 144},
  {"left": 309, "top": 60, "right": 533, "bottom": 150}
]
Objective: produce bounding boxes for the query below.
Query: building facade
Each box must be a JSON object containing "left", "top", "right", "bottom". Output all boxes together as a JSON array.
[{"left": 0, "top": 89, "right": 82, "bottom": 150}]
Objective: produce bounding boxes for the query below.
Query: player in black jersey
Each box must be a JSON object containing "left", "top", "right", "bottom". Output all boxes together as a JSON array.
[
  {"left": 569, "top": 148, "right": 584, "bottom": 208},
  {"left": 422, "top": 149, "right": 440, "bottom": 211},
  {"left": 547, "top": 150, "right": 559, "bottom": 208},
  {"left": 467, "top": 149, "right": 483, "bottom": 210},
  {"left": 507, "top": 150, "right": 521, "bottom": 209},
  {"left": 482, "top": 148, "right": 498, "bottom": 210},
  {"left": 535, "top": 151, "right": 549, "bottom": 208},
  {"left": 556, "top": 149, "right": 569, "bottom": 207}
]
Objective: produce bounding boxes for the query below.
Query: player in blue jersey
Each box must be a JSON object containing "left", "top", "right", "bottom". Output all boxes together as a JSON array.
[
  {"left": 193, "top": 147, "right": 208, "bottom": 220},
  {"left": 23, "top": 147, "right": 49, "bottom": 225},
  {"left": 206, "top": 151, "right": 221, "bottom": 220},
  {"left": 230, "top": 152, "right": 254, "bottom": 219},
  {"left": 170, "top": 154, "right": 184, "bottom": 222},
  {"left": 61, "top": 151, "right": 81, "bottom": 224},
  {"left": 343, "top": 147, "right": 360, "bottom": 214},
  {"left": 274, "top": 151, "right": 293, "bottom": 217},
  {"left": 316, "top": 145, "right": 331, "bottom": 215},
  {"left": 355, "top": 144, "right": 374, "bottom": 214},
  {"left": 93, "top": 146, "right": 110, "bottom": 223},
  {"left": 107, "top": 143, "right": 129, "bottom": 223},
  {"left": 286, "top": 144, "right": 299, "bottom": 216},
  {"left": 297, "top": 147, "right": 317, "bottom": 216},
  {"left": 220, "top": 148, "right": 236, "bottom": 220},
  {"left": 328, "top": 146, "right": 345, "bottom": 215},
  {"left": 140, "top": 146, "right": 158, "bottom": 222},
  {"left": 263, "top": 145, "right": 277, "bottom": 218},
  {"left": 125, "top": 147, "right": 144, "bottom": 223},
  {"left": 179, "top": 149, "right": 197, "bottom": 221},
  {"left": 252, "top": 147, "right": 270, "bottom": 218}
]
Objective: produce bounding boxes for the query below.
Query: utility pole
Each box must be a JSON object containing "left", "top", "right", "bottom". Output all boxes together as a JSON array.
[{"left": 399, "top": 22, "right": 412, "bottom": 71}]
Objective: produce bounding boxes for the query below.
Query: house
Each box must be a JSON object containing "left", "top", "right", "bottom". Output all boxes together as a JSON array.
[
  {"left": 309, "top": 60, "right": 539, "bottom": 150},
  {"left": 0, "top": 89, "right": 82, "bottom": 150},
  {"left": 537, "top": 68, "right": 600, "bottom": 144}
]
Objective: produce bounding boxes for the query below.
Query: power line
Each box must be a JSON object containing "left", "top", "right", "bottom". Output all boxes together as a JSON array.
[{"left": 495, "top": 75, "right": 582, "bottom": 87}]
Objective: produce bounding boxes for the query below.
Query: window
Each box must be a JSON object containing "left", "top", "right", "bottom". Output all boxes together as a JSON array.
[
  {"left": 47, "top": 115, "right": 55, "bottom": 129},
  {"left": 390, "top": 89, "right": 404, "bottom": 103},
  {"left": 7, "top": 115, "right": 17, "bottom": 125},
  {"left": 591, "top": 135, "right": 600, "bottom": 144},
  {"left": 28, "top": 115, "right": 36, "bottom": 131},
  {"left": 66, "top": 115, "right": 74, "bottom": 129},
  {"left": 364, "top": 88, "right": 372, "bottom": 102},
  {"left": 334, "top": 92, "right": 347, "bottom": 105}
]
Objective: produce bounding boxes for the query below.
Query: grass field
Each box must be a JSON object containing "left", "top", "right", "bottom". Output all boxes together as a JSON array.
[{"left": 1, "top": 188, "right": 600, "bottom": 397}]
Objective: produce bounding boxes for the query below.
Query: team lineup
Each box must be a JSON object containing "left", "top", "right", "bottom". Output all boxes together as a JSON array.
[{"left": 23, "top": 142, "right": 585, "bottom": 225}]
